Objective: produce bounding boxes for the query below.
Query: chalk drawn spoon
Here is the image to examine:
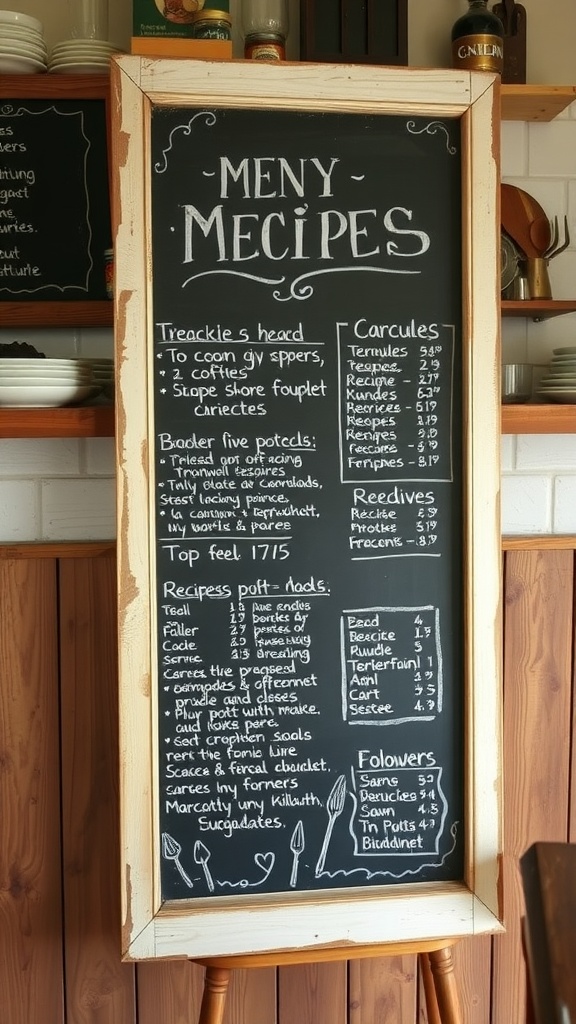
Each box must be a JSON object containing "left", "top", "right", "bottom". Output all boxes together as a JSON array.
[
  {"left": 315, "top": 774, "right": 347, "bottom": 876},
  {"left": 194, "top": 839, "right": 215, "bottom": 892},
  {"left": 289, "top": 820, "right": 305, "bottom": 888},
  {"left": 162, "top": 832, "right": 193, "bottom": 888}
]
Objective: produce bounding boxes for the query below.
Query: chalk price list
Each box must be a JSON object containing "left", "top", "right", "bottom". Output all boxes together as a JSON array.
[{"left": 154, "top": 315, "right": 456, "bottom": 891}]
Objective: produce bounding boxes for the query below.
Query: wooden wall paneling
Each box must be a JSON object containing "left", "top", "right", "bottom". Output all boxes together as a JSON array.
[
  {"left": 350, "top": 954, "right": 417, "bottom": 1024},
  {"left": 0, "top": 557, "right": 64, "bottom": 1024},
  {"left": 447, "top": 937, "right": 492, "bottom": 1024},
  {"left": 136, "top": 961, "right": 276, "bottom": 1024},
  {"left": 278, "top": 962, "right": 347, "bottom": 1024},
  {"left": 492, "top": 549, "right": 575, "bottom": 1024},
  {"left": 58, "top": 554, "right": 136, "bottom": 1023},
  {"left": 136, "top": 960, "right": 204, "bottom": 1024},
  {"left": 223, "top": 965, "right": 277, "bottom": 1024}
]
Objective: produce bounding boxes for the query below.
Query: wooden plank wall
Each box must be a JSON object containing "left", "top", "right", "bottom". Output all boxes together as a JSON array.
[{"left": 0, "top": 544, "right": 575, "bottom": 1024}]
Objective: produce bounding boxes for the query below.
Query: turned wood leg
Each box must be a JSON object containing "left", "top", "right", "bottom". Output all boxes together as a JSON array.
[
  {"left": 419, "top": 951, "right": 442, "bottom": 1024},
  {"left": 198, "top": 966, "right": 231, "bottom": 1024},
  {"left": 427, "top": 947, "right": 462, "bottom": 1024}
]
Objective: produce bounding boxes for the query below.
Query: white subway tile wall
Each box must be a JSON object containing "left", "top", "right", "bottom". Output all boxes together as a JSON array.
[{"left": 1, "top": 113, "right": 576, "bottom": 541}]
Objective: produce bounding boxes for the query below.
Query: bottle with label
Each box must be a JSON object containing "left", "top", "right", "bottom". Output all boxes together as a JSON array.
[
  {"left": 242, "top": 0, "right": 289, "bottom": 60},
  {"left": 451, "top": 0, "right": 504, "bottom": 74}
]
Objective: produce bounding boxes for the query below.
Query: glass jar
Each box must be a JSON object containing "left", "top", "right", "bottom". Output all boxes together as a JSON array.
[
  {"left": 242, "top": 0, "right": 288, "bottom": 60},
  {"left": 191, "top": 8, "right": 232, "bottom": 39}
]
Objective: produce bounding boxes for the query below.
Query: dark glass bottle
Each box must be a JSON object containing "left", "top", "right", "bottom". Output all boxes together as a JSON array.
[{"left": 451, "top": 0, "right": 504, "bottom": 74}]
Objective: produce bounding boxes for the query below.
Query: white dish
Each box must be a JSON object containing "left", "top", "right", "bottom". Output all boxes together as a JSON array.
[
  {"left": 1, "top": 25, "right": 45, "bottom": 44},
  {"left": 0, "top": 383, "right": 99, "bottom": 406},
  {"left": 0, "top": 41, "right": 47, "bottom": 59},
  {"left": 51, "top": 47, "right": 115, "bottom": 59},
  {"left": 49, "top": 61, "right": 108, "bottom": 73},
  {"left": 49, "top": 53, "right": 110, "bottom": 65},
  {"left": 0, "top": 358, "right": 91, "bottom": 368},
  {"left": 0, "top": 10, "right": 42, "bottom": 32},
  {"left": 0, "top": 376, "right": 94, "bottom": 387},
  {"left": 553, "top": 346, "right": 576, "bottom": 356},
  {"left": 537, "top": 389, "right": 576, "bottom": 404},
  {"left": 0, "top": 52, "right": 46, "bottom": 72},
  {"left": 54, "top": 36, "right": 118, "bottom": 49},
  {"left": 52, "top": 41, "right": 118, "bottom": 53},
  {"left": 0, "top": 370, "right": 93, "bottom": 382}
]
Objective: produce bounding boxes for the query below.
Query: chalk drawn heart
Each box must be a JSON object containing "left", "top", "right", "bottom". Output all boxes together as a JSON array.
[{"left": 254, "top": 852, "right": 275, "bottom": 875}]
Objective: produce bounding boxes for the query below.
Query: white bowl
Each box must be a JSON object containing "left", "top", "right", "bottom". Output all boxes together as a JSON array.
[
  {"left": 0, "top": 9, "right": 42, "bottom": 32},
  {"left": 0, "top": 383, "right": 98, "bottom": 406},
  {"left": 0, "top": 376, "right": 93, "bottom": 387},
  {"left": 0, "top": 52, "right": 46, "bottom": 72},
  {"left": 0, "top": 40, "right": 47, "bottom": 58},
  {"left": 0, "top": 357, "right": 90, "bottom": 367},
  {"left": 1, "top": 24, "right": 44, "bottom": 43},
  {"left": 553, "top": 346, "right": 576, "bottom": 356}
]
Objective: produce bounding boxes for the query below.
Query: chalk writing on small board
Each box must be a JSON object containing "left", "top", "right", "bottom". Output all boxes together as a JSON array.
[
  {"left": 0, "top": 100, "right": 111, "bottom": 299},
  {"left": 149, "top": 105, "right": 464, "bottom": 900}
]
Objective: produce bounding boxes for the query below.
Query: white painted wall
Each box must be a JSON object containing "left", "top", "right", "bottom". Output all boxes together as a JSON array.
[{"left": 1, "top": 0, "right": 575, "bottom": 539}]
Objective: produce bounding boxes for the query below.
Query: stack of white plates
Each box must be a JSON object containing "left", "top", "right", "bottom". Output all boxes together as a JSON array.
[
  {"left": 48, "top": 38, "right": 123, "bottom": 75},
  {"left": 538, "top": 346, "right": 576, "bottom": 404},
  {"left": 0, "top": 10, "right": 47, "bottom": 74},
  {"left": 0, "top": 358, "right": 100, "bottom": 407},
  {"left": 84, "top": 357, "right": 114, "bottom": 400}
]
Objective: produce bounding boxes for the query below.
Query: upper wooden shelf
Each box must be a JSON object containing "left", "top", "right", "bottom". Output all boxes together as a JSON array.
[
  {"left": 0, "top": 404, "right": 572, "bottom": 437},
  {"left": 501, "top": 84, "right": 576, "bottom": 121},
  {"left": 0, "top": 406, "right": 114, "bottom": 438},
  {"left": 1, "top": 301, "right": 113, "bottom": 329},
  {"left": 501, "top": 299, "right": 576, "bottom": 321}
]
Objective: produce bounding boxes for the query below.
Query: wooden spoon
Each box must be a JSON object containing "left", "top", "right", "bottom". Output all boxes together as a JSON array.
[
  {"left": 529, "top": 216, "right": 552, "bottom": 257},
  {"left": 501, "top": 183, "right": 547, "bottom": 258}
]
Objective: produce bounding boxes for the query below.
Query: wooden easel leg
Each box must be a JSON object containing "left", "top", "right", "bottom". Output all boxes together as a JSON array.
[
  {"left": 419, "top": 952, "right": 442, "bottom": 1024},
  {"left": 426, "top": 947, "right": 462, "bottom": 1024},
  {"left": 198, "top": 966, "right": 231, "bottom": 1024}
]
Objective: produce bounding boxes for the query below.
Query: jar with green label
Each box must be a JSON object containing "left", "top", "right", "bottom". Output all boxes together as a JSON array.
[{"left": 190, "top": 8, "right": 231, "bottom": 39}]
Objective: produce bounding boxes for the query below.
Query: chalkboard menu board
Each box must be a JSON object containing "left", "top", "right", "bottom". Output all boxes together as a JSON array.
[
  {"left": 114, "top": 58, "right": 502, "bottom": 960},
  {"left": 0, "top": 96, "right": 111, "bottom": 300},
  {"left": 151, "top": 104, "right": 464, "bottom": 899}
]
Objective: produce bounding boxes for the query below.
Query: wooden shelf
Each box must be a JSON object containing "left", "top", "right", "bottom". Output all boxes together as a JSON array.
[
  {"left": 502, "top": 403, "right": 576, "bottom": 433},
  {"left": 1, "top": 404, "right": 572, "bottom": 437},
  {"left": 0, "top": 405, "right": 114, "bottom": 438},
  {"left": 501, "top": 84, "right": 576, "bottom": 121},
  {"left": 501, "top": 299, "right": 576, "bottom": 320},
  {"left": 1, "top": 301, "right": 113, "bottom": 329}
]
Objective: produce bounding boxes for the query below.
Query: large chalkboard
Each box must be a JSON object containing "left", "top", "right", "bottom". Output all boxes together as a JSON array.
[
  {"left": 0, "top": 96, "right": 111, "bottom": 300},
  {"left": 151, "top": 104, "right": 464, "bottom": 899},
  {"left": 114, "top": 58, "right": 502, "bottom": 961}
]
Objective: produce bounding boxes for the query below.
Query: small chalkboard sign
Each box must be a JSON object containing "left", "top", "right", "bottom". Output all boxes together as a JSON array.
[
  {"left": 113, "top": 58, "right": 503, "bottom": 963},
  {"left": 0, "top": 85, "right": 111, "bottom": 301}
]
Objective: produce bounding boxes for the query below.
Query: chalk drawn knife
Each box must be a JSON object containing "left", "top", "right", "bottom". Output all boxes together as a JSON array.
[{"left": 289, "top": 820, "right": 305, "bottom": 888}]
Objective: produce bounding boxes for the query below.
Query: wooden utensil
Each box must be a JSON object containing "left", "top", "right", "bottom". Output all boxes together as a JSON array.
[
  {"left": 501, "top": 184, "right": 548, "bottom": 258},
  {"left": 529, "top": 216, "right": 552, "bottom": 256}
]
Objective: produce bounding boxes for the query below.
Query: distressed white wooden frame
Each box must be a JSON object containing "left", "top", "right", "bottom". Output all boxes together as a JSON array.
[{"left": 112, "top": 56, "right": 502, "bottom": 961}]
